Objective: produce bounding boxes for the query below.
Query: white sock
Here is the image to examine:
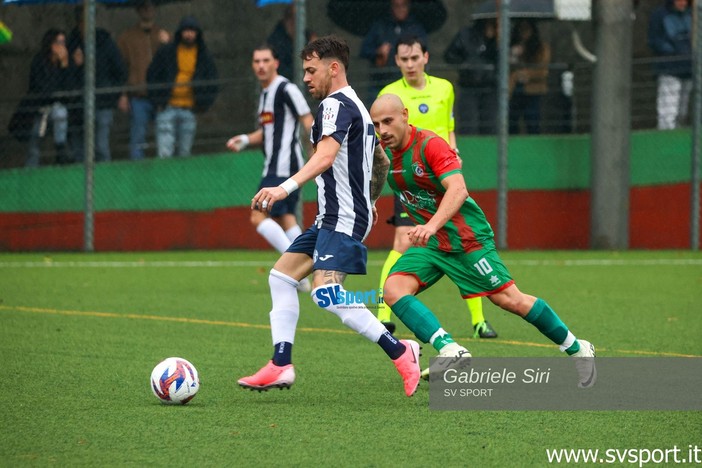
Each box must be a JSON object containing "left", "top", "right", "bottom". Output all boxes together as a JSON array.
[
  {"left": 559, "top": 331, "right": 577, "bottom": 352},
  {"left": 285, "top": 225, "right": 303, "bottom": 242},
  {"left": 310, "top": 283, "right": 386, "bottom": 342},
  {"left": 429, "top": 328, "right": 449, "bottom": 345},
  {"left": 268, "top": 269, "right": 300, "bottom": 345},
  {"left": 257, "top": 218, "right": 292, "bottom": 254}
]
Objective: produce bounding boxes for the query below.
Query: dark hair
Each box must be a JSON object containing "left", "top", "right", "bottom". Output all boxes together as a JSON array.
[
  {"left": 40, "top": 28, "right": 65, "bottom": 58},
  {"left": 395, "top": 33, "right": 427, "bottom": 54},
  {"left": 300, "top": 34, "right": 349, "bottom": 70},
  {"left": 511, "top": 19, "right": 543, "bottom": 62},
  {"left": 254, "top": 43, "right": 279, "bottom": 60}
]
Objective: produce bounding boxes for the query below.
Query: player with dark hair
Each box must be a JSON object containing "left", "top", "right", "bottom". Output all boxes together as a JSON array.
[
  {"left": 370, "top": 93, "right": 596, "bottom": 388},
  {"left": 237, "top": 36, "right": 421, "bottom": 397},
  {"left": 227, "top": 44, "right": 313, "bottom": 292}
]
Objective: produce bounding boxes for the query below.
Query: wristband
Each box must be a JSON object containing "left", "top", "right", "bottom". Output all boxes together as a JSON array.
[
  {"left": 279, "top": 178, "right": 299, "bottom": 195},
  {"left": 236, "top": 134, "right": 250, "bottom": 151}
]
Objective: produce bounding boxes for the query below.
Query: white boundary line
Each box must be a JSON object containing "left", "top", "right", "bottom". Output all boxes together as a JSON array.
[{"left": 0, "top": 259, "right": 701, "bottom": 268}]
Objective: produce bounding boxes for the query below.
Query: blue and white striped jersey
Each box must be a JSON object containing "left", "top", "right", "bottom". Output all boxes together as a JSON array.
[
  {"left": 310, "top": 86, "right": 378, "bottom": 242},
  {"left": 258, "top": 75, "right": 311, "bottom": 178}
]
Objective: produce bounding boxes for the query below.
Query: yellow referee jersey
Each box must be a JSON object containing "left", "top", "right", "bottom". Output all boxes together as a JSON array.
[{"left": 378, "top": 73, "right": 455, "bottom": 143}]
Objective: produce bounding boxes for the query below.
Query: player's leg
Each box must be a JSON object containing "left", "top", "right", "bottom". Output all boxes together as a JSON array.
[
  {"left": 471, "top": 249, "right": 596, "bottom": 388},
  {"left": 377, "top": 195, "right": 414, "bottom": 331},
  {"left": 308, "top": 229, "right": 420, "bottom": 396},
  {"left": 238, "top": 229, "right": 316, "bottom": 391},
  {"left": 384, "top": 248, "right": 471, "bottom": 357},
  {"left": 251, "top": 177, "right": 293, "bottom": 253},
  {"left": 466, "top": 297, "right": 498, "bottom": 339},
  {"left": 275, "top": 198, "right": 311, "bottom": 293}
]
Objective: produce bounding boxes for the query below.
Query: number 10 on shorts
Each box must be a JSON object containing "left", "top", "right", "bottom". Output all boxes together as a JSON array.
[{"left": 474, "top": 258, "right": 493, "bottom": 276}]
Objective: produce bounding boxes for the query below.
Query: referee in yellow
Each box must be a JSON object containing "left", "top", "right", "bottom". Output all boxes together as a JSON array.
[{"left": 376, "top": 34, "right": 497, "bottom": 339}]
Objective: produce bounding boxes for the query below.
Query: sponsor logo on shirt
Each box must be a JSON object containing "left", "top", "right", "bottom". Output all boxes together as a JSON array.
[
  {"left": 260, "top": 111, "right": 274, "bottom": 125},
  {"left": 399, "top": 189, "right": 438, "bottom": 210}
]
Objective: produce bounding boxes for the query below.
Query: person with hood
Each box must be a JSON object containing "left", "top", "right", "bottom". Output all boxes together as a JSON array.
[
  {"left": 67, "top": 6, "right": 127, "bottom": 163},
  {"left": 648, "top": 0, "right": 692, "bottom": 130},
  {"left": 147, "top": 15, "right": 218, "bottom": 158}
]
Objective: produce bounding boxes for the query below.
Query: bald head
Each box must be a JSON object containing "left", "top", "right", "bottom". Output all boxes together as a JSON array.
[
  {"left": 370, "top": 93, "right": 405, "bottom": 116},
  {"left": 370, "top": 93, "right": 410, "bottom": 151}
]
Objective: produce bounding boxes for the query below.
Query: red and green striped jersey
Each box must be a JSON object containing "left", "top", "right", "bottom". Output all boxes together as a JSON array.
[{"left": 386, "top": 126, "right": 495, "bottom": 253}]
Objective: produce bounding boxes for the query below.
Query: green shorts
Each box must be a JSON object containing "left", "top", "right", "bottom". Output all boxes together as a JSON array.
[{"left": 388, "top": 244, "right": 514, "bottom": 298}]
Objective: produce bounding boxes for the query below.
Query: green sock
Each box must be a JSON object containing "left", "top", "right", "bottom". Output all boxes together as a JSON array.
[
  {"left": 391, "top": 295, "right": 443, "bottom": 344},
  {"left": 523, "top": 298, "right": 569, "bottom": 346}
]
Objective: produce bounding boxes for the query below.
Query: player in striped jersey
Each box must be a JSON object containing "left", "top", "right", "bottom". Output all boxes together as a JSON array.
[
  {"left": 375, "top": 34, "right": 498, "bottom": 339},
  {"left": 227, "top": 45, "right": 313, "bottom": 291},
  {"left": 238, "top": 36, "right": 422, "bottom": 397},
  {"left": 370, "top": 94, "right": 596, "bottom": 388}
]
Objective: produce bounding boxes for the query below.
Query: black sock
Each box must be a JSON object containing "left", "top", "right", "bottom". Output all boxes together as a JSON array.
[
  {"left": 272, "top": 341, "right": 293, "bottom": 366},
  {"left": 377, "top": 331, "right": 406, "bottom": 360}
]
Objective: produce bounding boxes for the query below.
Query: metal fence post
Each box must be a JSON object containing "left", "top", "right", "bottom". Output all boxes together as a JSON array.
[{"left": 83, "top": 0, "right": 96, "bottom": 252}]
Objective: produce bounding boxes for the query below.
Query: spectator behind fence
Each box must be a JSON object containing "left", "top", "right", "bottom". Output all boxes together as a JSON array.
[
  {"left": 508, "top": 19, "right": 550, "bottom": 135},
  {"left": 146, "top": 15, "right": 218, "bottom": 158},
  {"left": 359, "top": 0, "right": 427, "bottom": 105},
  {"left": 266, "top": 4, "right": 317, "bottom": 80},
  {"left": 67, "top": 6, "right": 126, "bottom": 163},
  {"left": 117, "top": 0, "right": 170, "bottom": 160},
  {"left": 444, "top": 19, "right": 499, "bottom": 135},
  {"left": 24, "top": 29, "right": 76, "bottom": 167},
  {"left": 648, "top": 0, "right": 692, "bottom": 130}
]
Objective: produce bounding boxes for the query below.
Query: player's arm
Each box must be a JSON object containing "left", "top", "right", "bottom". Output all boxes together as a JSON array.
[
  {"left": 251, "top": 135, "right": 340, "bottom": 212},
  {"left": 226, "top": 128, "right": 262, "bottom": 152},
  {"left": 449, "top": 131, "right": 457, "bottom": 153},
  {"left": 408, "top": 173, "right": 468, "bottom": 246},
  {"left": 370, "top": 143, "right": 390, "bottom": 203},
  {"left": 299, "top": 113, "right": 314, "bottom": 159},
  {"left": 369, "top": 143, "right": 390, "bottom": 226}
]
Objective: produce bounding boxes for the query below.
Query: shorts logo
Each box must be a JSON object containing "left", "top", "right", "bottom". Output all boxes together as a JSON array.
[
  {"left": 418, "top": 103, "right": 429, "bottom": 114},
  {"left": 318, "top": 254, "right": 334, "bottom": 261},
  {"left": 489, "top": 275, "right": 500, "bottom": 286}
]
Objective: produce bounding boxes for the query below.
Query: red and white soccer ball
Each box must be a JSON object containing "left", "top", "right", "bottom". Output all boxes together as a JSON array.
[{"left": 150, "top": 357, "right": 200, "bottom": 405}]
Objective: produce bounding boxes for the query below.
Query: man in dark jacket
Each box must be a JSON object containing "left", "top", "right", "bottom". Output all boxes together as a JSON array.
[
  {"left": 443, "top": 19, "right": 499, "bottom": 135},
  {"left": 67, "top": 6, "right": 127, "bottom": 163},
  {"left": 359, "top": 0, "right": 427, "bottom": 106},
  {"left": 147, "top": 15, "right": 218, "bottom": 158},
  {"left": 648, "top": 0, "right": 692, "bottom": 130}
]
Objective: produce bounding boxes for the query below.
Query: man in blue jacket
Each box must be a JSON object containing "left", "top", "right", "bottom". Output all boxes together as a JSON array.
[
  {"left": 147, "top": 15, "right": 218, "bottom": 158},
  {"left": 648, "top": 0, "right": 692, "bottom": 130}
]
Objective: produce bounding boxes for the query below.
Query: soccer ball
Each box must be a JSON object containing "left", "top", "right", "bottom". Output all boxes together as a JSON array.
[{"left": 150, "top": 357, "right": 200, "bottom": 405}]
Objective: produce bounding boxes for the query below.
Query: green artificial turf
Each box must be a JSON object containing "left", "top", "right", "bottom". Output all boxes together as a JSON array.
[{"left": 1, "top": 250, "right": 700, "bottom": 466}]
